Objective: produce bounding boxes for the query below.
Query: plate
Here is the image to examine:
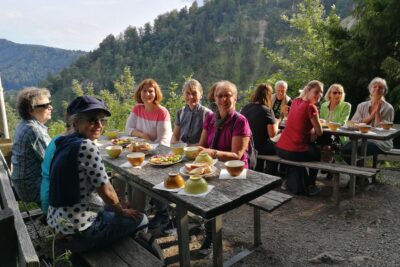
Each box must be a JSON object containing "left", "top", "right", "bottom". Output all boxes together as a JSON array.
[
  {"left": 340, "top": 126, "right": 357, "bottom": 131},
  {"left": 126, "top": 143, "right": 157, "bottom": 155},
  {"left": 149, "top": 154, "right": 183, "bottom": 166},
  {"left": 179, "top": 165, "right": 218, "bottom": 177},
  {"left": 111, "top": 137, "right": 135, "bottom": 147}
]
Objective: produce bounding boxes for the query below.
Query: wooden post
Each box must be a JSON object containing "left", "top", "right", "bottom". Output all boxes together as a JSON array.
[
  {"left": 0, "top": 139, "right": 12, "bottom": 169},
  {"left": 0, "top": 77, "right": 10, "bottom": 139}
]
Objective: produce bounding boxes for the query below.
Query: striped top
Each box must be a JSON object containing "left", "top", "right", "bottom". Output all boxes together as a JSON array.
[{"left": 125, "top": 104, "right": 172, "bottom": 146}]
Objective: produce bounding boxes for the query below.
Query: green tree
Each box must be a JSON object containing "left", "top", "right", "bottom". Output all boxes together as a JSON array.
[{"left": 263, "top": 0, "right": 342, "bottom": 94}]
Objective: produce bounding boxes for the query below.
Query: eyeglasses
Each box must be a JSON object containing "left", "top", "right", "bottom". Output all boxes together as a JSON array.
[
  {"left": 216, "top": 94, "right": 233, "bottom": 99},
  {"left": 87, "top": 117, "right": 108, "bottom": 126},
  {"left": 33, "top": 102, "right": 52, "bottom": 109},
  {"left": 332, "top": 91, "right": 343, "bottom": 95}
]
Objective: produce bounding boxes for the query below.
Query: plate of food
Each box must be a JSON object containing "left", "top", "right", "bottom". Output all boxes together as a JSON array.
[
  {"left": 111, "top": 137, "right": 134, "bottom": 147},
  {"left": 149, "top": 154, "right": 183, "bottom": 166},
  {"left": 179, "top": 163, "right": 218, "bottom": 177},
  {"left": 126, "top": 141, "right": 156, "bottom": 154}
]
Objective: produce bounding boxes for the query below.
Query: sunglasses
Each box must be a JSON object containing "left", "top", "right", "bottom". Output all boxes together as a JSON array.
[
  {"left": 87, "top": 117, "right": 108, "bottom": 126},
  {"left": 216, "top": 94, "right": 233, "bottom": 99},
  {"left": 332, "top": 91, "right": 343, "bottom": 95},
  {"left": 33, "top": 102, "right": 52, "bottom": 109}
]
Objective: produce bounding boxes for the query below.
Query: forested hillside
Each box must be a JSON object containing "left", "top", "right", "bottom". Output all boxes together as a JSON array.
[
  {"left": 41, "top": 0, "right": 353, "bottom": 113},
  {"left": 0, "top": 39, "right": 85, "bottom": 90}
]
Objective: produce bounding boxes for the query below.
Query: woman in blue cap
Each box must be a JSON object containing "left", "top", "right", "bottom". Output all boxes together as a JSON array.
[{"left": 47, "top": 96, "right": 148, "bottom": 253}]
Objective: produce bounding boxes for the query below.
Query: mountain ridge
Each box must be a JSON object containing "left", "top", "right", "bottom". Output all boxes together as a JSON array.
[{"left": 0, "top": 38, "right": 86, "bottom": 90}]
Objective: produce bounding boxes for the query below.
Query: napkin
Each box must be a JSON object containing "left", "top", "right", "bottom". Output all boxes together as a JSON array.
[
  {"left": 177, "top": 185, "right": 215, "bottom": 197},
  {"left": 119, "top": 160, "right": 148, "bottom": 168},
  {"left": 219, "top": 168, "right": 247, "bottom": 179},
  {"left": 153, "top": 182, "right": 183, "bottom": 192}
]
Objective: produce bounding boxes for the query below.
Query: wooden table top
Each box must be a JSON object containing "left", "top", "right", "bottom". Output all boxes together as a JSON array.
[
  {"left": 98, "top": 140, "right": 281, "bottom": 219},
  {"left": 323, "top": 125, "right": 400, "bottom": 141}
]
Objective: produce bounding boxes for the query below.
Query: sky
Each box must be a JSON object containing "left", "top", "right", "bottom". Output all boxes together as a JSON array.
[{"left": 0, "top": 0, "right": 201, "bottom": 51}]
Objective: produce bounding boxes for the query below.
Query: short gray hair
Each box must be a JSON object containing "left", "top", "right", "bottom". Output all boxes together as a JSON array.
[
  {"left": 368, "top": 77, "right": 388, "bottom": 95},
  {"left": 16, "top": 87, "right": 51, "bottom": 120},
  {"left": 275, "top": 80, "right": 288, "bottom": 91},
  {"left": 214, "top": 80, "right": 238, "bottom": 98}
]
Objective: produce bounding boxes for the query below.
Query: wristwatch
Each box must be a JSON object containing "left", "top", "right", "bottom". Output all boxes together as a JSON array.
[{"left": 213, "top": 149, "right": 218, "bottom": 159}]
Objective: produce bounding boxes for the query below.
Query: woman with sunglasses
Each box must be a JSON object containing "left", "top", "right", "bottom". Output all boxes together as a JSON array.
[
  {"left": 11, "top": 87, "right": 53, "bottom": 203},
  {"left": 320, "top": 84, "right": 351, "bottom": 127},
  {"left": 47, "top": 96, "right": 148, "bottom": 253},
  {"left": 318, "top": 84, "right": 351, "bottom": 169},
  {"left": 197, "top": 80, "right": 251, "bottom": 254}
]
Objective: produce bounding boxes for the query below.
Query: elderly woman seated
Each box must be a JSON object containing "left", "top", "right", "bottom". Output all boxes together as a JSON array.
[
  {"left": 341, "top": 77, "right": 395, "bottom": 165},
  {"left": 11, "top": 87, "right": 53, "bottom": 203},
  {"left": 47, "top": 96, "right": 148, "bottom": 253}
]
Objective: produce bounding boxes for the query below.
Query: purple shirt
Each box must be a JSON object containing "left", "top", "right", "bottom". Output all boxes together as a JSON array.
[{"left": 203, "top": 111, "right": 251, "bottom": 168}]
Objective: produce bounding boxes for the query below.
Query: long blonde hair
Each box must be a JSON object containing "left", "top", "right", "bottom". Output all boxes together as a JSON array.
[{"left": 299, "top": 80, "right": 324, "bottom": 99}]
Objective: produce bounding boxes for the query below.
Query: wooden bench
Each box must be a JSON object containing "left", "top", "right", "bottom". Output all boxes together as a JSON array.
[
  {"left": 373, "top": 148, "right": 400, "bottom": 166},
  {"left": 257, "top": 155, "right": 379, "bottom": 205},
  {"left": 247, "top": 190, "right": 293, "bottom": 247},
  {"left": 81, "top": 236, "right": 164, "bottom": 267},
  {"left": 0, "top": 152, "right": 40, "bottom": 267}
]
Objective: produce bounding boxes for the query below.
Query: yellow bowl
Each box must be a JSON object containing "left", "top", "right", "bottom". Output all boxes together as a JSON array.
[
  {"left": 380, "top": 121, "right": 393, "bottom": 130},
  {"left": 105, "top": 145, "right": 122, "bottom": 158},
  {"left": 184, "top": 175, "right": 208, "bottom": 194},
  {"left": 170, "top": 143, "right": 187, "bottom": 155},
  {"left": 359, "top": 125, "right": 371, "bottom": 133},
  {"left": 104, "top": 130, "right": 119, "bottom": 139},
  {"left": 327, "top": 122, "right": 341, "bottom": 132},
  {"left": 127, "top": 152, "right": 145, "bottom": 166},
  {"left": 164, "top": 172, "right": 185, "bottom": 189},
  {"left": 225, "top": 160, "right": 245, "bottom": 177},
  {"left": 183, "top": 146, "right": 200, "bottom": 160}
]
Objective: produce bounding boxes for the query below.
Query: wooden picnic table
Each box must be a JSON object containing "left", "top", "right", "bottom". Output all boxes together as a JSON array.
[
  {"left": 323, "top": 125, "right": 400, "bottom": 195},
  {"left": 98, "top": 139, "right": 281, "bottom": 267}
]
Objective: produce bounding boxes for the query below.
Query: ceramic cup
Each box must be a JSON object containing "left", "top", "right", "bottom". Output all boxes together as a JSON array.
[{"left": 127, "top": 152, "right": 145, "bottom": 166}]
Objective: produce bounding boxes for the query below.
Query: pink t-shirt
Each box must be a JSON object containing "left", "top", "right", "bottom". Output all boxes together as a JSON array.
[
  {"left": 276, "top": 98, "right": 318, "bottom": 152},
  {"left": 203, "top": 112, "right": 251, "bottom": 168},
  {"left": 125, "top": 104, "right": 172, "bottom": 146}
]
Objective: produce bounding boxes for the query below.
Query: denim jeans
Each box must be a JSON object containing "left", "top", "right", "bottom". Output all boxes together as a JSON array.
[{"left": 58, "top": 210, "right": 148, "bottom": 253}]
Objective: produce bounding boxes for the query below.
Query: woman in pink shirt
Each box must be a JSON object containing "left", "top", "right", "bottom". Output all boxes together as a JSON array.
[
  {"left": 275, "top": 80, "right": 324, "bottom": 196},
  {"left": 197, "top": 80, "right": 251, "bottom": 254},
  {"left": 125, "top": 79, "right": 172, "bottom": 145}
]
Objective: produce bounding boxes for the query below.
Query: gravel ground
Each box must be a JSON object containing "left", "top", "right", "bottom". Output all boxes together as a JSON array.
[{"left": 28, "top": 167, "right": 400, "bottom": 266}]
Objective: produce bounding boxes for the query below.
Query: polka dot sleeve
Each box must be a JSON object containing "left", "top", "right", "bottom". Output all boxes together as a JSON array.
[{"left": 78, "top": 140, "right": 109, "bottom": 188}]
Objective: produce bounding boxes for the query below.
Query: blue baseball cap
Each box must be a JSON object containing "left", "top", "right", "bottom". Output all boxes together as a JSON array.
[{"left": 67, "top": 96, "right": 111, "bottom": 116}]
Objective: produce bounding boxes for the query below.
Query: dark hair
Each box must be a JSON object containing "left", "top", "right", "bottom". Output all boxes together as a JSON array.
[
  {"left": 251, "top": 83, "right": 273, "bottom": 107},
  {"left": 207, "top": 83, "right": 218, "bottom": 102},
  {"left": 134, "top": 79, "right": 163, "bottom": 105},
  {"left": 16, "top": 87, "right": 51, "bottom": 120}
]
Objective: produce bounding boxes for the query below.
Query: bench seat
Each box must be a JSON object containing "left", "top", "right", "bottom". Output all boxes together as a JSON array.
[
  {"left": 247, "top": 190, "right": 292, "bottom": 247},
  {"left": 81, "top": 236, "right": 164, "bottom": 267},
  {"left": 257, "top": 155, "right": 379, "bottom": 205}
]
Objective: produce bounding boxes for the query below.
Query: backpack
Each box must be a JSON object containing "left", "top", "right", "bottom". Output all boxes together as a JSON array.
[{"left": 230, "top": 113, "right": 258, "bottom": 170}]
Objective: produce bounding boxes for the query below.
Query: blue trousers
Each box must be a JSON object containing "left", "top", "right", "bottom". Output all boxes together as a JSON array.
[{"left": 58, "top": 210, "right": 148, "bottom": 253}]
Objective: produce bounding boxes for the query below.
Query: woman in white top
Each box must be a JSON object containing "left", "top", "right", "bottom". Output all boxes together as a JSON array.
[{"left": 341, "top": 77, "right": 395, "bottom": 164}]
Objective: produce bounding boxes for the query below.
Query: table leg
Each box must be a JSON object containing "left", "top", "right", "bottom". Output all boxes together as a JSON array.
[
  {"left": 359, "top": 139, "right": 368, "bottom": 188},
  {"left": 349, "top": 139, "right": 358, "bottom": 197},
  {"left": 176, "top": 205, "right": 191, "bottom": 267},
  {"left": 253, "top": 207, "right": 261, "bottom": 247},
  {"left": 212, "top": 215, "right": 223, "bottom": 267}
]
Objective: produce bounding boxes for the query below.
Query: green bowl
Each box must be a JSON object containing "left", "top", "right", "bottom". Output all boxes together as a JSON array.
[{"left": 184, "top": 175, "right": 208, "bottom": 194}]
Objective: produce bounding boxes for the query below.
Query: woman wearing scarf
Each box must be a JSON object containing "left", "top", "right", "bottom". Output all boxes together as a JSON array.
[
  {"left": 197, "top": 80, "right": 251, "bottom": 254},
  {"left": 47, "top": 96, "right": 147, "bottom": 253}
]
